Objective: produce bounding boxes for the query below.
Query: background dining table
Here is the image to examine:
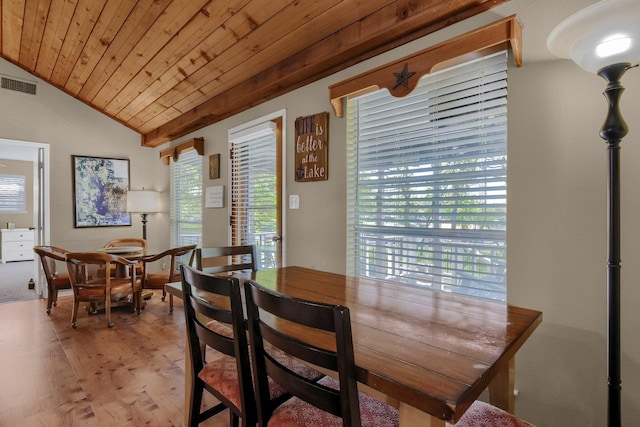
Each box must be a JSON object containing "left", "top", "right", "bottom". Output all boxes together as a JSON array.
[{"left": 168, "top": 266, "right": 542, "bottom": 426}]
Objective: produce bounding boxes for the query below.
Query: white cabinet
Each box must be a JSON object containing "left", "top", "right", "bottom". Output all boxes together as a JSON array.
[{"left": 1, "top": 228, "right": 35, "bottom": 263}]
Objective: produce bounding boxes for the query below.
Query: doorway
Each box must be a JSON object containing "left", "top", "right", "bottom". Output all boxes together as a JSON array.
[
  {"left": 0, "top": 138, "right": 50, "bottom": 299},
  {"left": 228, "top": 110, "right": 286, "bottom": 269}
]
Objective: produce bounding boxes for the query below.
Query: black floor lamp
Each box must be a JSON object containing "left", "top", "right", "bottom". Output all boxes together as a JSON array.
[{"left": 547, "top": 1, "right": 639, "bottom": 426}]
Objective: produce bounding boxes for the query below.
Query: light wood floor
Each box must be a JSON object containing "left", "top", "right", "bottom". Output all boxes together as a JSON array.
[{"left": 0, "top": 291, "right": 228, "bottom": 427}]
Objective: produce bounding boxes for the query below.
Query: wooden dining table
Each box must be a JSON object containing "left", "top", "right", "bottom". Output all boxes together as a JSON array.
[{"left": 167, "top": 266, "right": 542, "bottom": 426}]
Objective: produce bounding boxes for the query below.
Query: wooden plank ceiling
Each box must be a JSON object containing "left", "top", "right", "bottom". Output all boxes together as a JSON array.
[{"left": 0, "top": 0, "right": 509, "bottom": 148}]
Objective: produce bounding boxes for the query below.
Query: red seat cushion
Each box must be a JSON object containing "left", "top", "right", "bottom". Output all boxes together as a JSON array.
[
  {"left": 266, "top": 376, "right": 399, "bottom": 427},
  {"left": 448, "top": 400, "right": 535, "bottom": 427}
]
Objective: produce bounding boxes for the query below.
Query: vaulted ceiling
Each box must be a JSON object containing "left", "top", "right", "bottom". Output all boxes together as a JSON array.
[{"left": 0, "top": 0, "right": 509, "bottom": 148}]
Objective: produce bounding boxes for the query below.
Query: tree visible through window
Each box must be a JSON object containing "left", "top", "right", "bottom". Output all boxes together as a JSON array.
[{"left": 346, "top": 51, "right": 508, "bottom": 301}]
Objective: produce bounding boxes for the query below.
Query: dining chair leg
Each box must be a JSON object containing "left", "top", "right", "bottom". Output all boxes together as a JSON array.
[
  {"left": 230, "top": 411, "right": 239, "bottom": 427},
  {"left": 106, "top": 296, "right": 113, "bottom": 328},
  {"left": 71, "top": 298, "right": 80, "bottom": 328},
  {"left": 47, "top": 289, "right": 55, "bottom": 314},
  {"left": 189, "top": 383, "right": 204, "bottom": 427}
]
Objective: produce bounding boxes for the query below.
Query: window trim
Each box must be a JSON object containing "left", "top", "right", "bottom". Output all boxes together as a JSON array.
[{"left": 329, "top": 15, "right": 521, "bottom": 117}]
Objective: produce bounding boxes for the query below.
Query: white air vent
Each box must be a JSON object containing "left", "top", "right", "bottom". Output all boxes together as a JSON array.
[{"left": 1, "top": 75, "right": 37, "bottom": 95}]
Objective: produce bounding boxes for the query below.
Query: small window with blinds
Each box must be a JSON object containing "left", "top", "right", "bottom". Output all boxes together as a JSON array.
[
  {"left": 170, "top": 150, "right": 202, "bottom": 247},
  {"left": 346, "top": 51, "right": 508, "bottom": 301},
  {"left": 0, "top": 174, "right": 26, "bottom": 212}
]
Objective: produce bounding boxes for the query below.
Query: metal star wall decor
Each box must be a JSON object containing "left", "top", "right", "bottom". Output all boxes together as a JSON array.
[{"left": 393, "top": 63, "right": 416, "bottom": 90}]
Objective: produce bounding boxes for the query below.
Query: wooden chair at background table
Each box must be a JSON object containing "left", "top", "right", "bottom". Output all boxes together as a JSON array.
[
  {"left": 195, "top": 245, "right": 256, "bottom": 274},
  {"left": 140, "top": 244, "right": 196, "bottom": 311},
  {"left": 33, "top": 245, "right": 72, "bottom": 314},
  {"left": 104, "top": 238, "right": 147, "bottom": 275},
  {"left": 244, "top": 279, "right": 400, "bottom": 427},
  {"left": 180, "top": 265, "right": 322, "bottom": 427},
  {"left": 65, "top": 252, "right": 142, "bottom": 328}
]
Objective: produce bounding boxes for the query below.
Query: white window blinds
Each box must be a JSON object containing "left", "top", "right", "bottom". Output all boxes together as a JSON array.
[
  {"left": 0, "top": 174, "right": 26, "bottom": 212},
  {"left": 346, "top": 51, "right": 508, "bottom": 301},
  {"left": 170, "top": 150, "right": 202, "bottom": 247},
  {"left": 230, "top": 123, "right": 278, "bottom": 270}
]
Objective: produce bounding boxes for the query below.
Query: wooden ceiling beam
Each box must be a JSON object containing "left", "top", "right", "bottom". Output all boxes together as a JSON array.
[{"left": 142, "top": 0, "right": 509, "bottom": 147}]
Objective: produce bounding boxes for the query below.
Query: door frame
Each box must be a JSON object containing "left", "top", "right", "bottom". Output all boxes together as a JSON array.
[
  {"left": 0, "top": 137, "right": 50, "bottom": 296},
  {"left": 227, "top": 109, "right": 286, "bottom": 267}
]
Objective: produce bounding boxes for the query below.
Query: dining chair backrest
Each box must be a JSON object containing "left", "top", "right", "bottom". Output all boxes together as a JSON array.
[
  {"left": 65, "top": 251, "right": 142, "bottom": 328},
  {"left": 195, "top": 245, "right": 256, "bottom": 274},
  {"left": 33, "top": 245, "right": 72, "bottom": 314},
  {"left": 141, "top": 244, "right": 196, "bottom": 308},
  {"left": 244, "top": 279, "right": 362, "bottom": 426},
  {"left": 180, "top": 264, "right": 256, "bottom": 425},
  {"left": 141, "top": 244, "right": 196, "bottom": 282},
  {"left": 104, "top": 238, "right": 147, "bottom": 254}
]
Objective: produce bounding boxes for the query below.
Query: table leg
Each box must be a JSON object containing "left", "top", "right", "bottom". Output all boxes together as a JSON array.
[
  {"left": 184, "top": 334, "right": 194, "bottom": 426},
  {"left": 399, "top": 403, "right": 446, "bottom": 427},
  {"left": 488, "top": 357, "right": 515, "bottom": 412}
]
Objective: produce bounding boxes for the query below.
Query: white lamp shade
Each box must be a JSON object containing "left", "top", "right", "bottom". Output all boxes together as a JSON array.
[
  {"left": 547, "top": 0, "right": 640, "bottom": 73},
  {"left": 127, "top": 190, "right": 162, "bottom": 213}
]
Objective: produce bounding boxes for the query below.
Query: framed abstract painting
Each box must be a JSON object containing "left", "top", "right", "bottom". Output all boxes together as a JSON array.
[{"left": 72, "top": 155, "right": 131, "bottom": 228}]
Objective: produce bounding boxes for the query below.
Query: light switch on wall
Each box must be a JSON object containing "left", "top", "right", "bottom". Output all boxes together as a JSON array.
[{"left": 289, "top": 194, "right": 299, "bottom": 209}]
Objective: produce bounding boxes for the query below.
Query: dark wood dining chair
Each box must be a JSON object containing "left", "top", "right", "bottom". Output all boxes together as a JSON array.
[
  {"left": 180, "top": 264, "right": 256, "bottom": 426},
  {"left": 140, "top": 244, "right": 196, "bottom": 310},
  {"left": 195, "top": 245, "right": 256, "bottom": 274},
  {"left": 244, "top": 279, "right": 400, "bottom": 427},
  {"left": 65, "top": 252, "right": 142, "bottom": 328},
  {"left": 33, "top": 245, "right": 72, "bottom": 314},
  {"left": 180, "top": 265, "right": 322, "bottom": 427}
]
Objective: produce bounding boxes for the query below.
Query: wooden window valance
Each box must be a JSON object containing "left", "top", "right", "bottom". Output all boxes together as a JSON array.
[
  {"left": 159, "top": 137, "right": 204, "bottom": 165},
  {"left": 329, "top": 15, "right": 522, "bottom": 117}
]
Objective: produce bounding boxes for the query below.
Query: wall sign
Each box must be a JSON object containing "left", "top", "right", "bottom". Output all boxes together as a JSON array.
[
  {"left": 295, "top": 112, "right": 328, "bottom": 182},
  {"left": 205, "top": 186, "right": 224, "bottom": 208}
]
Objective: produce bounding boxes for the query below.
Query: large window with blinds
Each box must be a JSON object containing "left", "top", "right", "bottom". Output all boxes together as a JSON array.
[
  {"left": 346, "top": 51, "right": 508, "bottom": 301},
  {"left": 170, "top": 150, "right": 202, "bottom": 247},
  {"left": 0, "top": 174, "right": 26, "bottom": 212}
]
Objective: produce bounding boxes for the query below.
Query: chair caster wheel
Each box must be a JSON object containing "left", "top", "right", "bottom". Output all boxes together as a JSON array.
[
  {"left": 72, "top": 322, "right": 78, "bottom": 328},
  {"left": 161, "top": 296, "right": 166, "bottom": 301},
  {"left": 108, "top": 322, "right": 114, "bottom": 328},
  {"left": 47, "top": 309, "right": 51, "bottom": 315},
  {"left": 53, "top": 302, "right": 57, "bottom": 307}
]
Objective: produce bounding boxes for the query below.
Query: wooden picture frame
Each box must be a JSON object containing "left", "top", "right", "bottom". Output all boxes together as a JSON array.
[
  {"left": 72, "top": 155, "right": 131, "bottom": 228},
  {"left": 209, "top": 153, "right": 220, "bottom": 179}
]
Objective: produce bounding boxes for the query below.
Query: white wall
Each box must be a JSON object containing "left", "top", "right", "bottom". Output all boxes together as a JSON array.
[
  {"left": 2, "top": 1, "right": 640, "bottom": 425},
  {"left": 0, "top": 60, "right": 170, "bottom": 255},
  {"left": 508, "top": 59, "right": 640, "bottom": 426}
]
